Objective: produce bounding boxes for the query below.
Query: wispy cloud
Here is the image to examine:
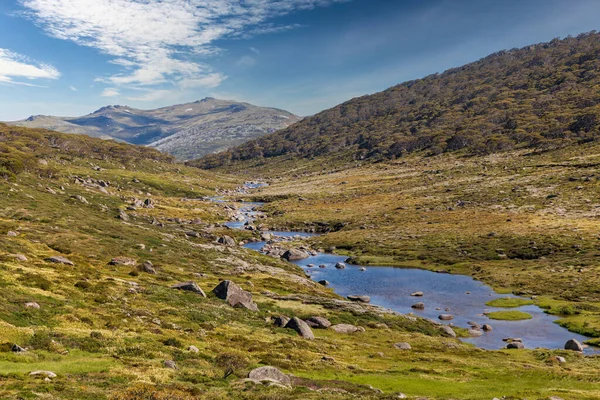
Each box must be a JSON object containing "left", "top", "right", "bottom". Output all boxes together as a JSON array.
[
  {"left": 101, "top": 88, "right": 120, "bottom": 97},
  {"left": 0, "top": 48, "right": 59, "bottom": 85},
  {"left": 19, "top": 0, "right": 348, "bottom": 96},
  {"left": 69, "top": 85, "right": 77, "bottom": 91}
]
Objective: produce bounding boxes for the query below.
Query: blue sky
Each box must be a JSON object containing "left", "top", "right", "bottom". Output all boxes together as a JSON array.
[{"left": 1, "top": 0, "right": 600, "bottom": 120}]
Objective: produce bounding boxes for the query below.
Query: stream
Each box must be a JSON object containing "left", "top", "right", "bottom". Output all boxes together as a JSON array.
[{"left": 217, "top": 184, "right": 597, "bottom": 353}]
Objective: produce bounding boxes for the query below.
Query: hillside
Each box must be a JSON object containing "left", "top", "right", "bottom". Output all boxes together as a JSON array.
[
  {"left": 7, "top": 98, "right": 300, "bottom": 160},
  {"left": 195, "top": 32, "right": 600, "bottom": 169}
]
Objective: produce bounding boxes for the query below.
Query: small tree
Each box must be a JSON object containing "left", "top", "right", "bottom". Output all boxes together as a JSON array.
[{"left": 214, "top": 353, "right": 248, "bottom": 379}]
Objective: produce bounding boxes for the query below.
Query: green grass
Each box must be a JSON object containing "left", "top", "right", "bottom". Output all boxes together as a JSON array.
[
  {"left": 487, "top": 311, "right": 533, "bottom": 321},
  {"left": 486, "top": 297, "right": 534, "bottom": 308}
]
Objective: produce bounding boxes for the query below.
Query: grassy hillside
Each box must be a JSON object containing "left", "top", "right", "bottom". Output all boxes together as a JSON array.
[
  {"left": 195, "top": 31, "right": 600, "bottom": 169},
  {"left": 1, "top": 124, "right": 599, "bottom": 399}
]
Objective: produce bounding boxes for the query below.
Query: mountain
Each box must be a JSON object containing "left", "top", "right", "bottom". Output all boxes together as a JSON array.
[
  {"left": 194, "top": 32, "right": 600, "bottom": 169},
  {"left": 7, "top": 98, "right": 300, "bottom": 160}
]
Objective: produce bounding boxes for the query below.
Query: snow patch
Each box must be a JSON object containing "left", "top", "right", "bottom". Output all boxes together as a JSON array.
[{"left": 185, "top": 108, "right": 193, "bottom": 112}]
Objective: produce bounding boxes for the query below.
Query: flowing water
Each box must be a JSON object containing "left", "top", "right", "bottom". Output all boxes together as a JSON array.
[{"left": 219, "top": 184, "right": 597, "bottom": 353}]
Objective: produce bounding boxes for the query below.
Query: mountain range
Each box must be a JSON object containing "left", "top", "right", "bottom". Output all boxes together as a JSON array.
[{"left": 6, "top": 98, "right": 300, "bottom": 160}]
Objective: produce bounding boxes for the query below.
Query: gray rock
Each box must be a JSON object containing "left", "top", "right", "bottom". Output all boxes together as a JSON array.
[
  {"left": 118, "top": 210, "right": 130, "bottom": 221},
  {"left": 410, "top": 291, "right": 424, "bottom": 297},
  {"left": 10, "top": 254, "right": 28, "bottom": 262},
  {"left": 212, "top": 280, "right": 258, "bottom": 311},
  {"left": 188, "top": 345, "right": 199, "bottom": 353},
  {"left": 468, "top": 329, "right": 483, "bottom": 337},
  {"left": 330, "top": 324, "right": 364, "bottom": 334},
  {"left": 318, "top": 264, "right": 327, "bottom": 268},
  {"left": 347, "top": 295, "right": 370, "bottom": 303},
  {"left": 318, "top": 280, "right": 330, "bottom": 286},
  {"left": 335, "top": 262, "right": 346, "bottom": 269},
  {"left": 305, "top": 316, "right": 331, "bottom": 329},
  {"left": 555, "top": 356, "right": 566, "bottom": 364},
  {"left": 109, "top": 257, "right": 137, "bottom": 266},
  {"left": 273, "top": 315, "right": 291, "bottom": 328},
  {"left": 170, "top": 281, "right": 206, "bottom": 297},
  {"left": 29, "top": 370, "right": 57, "bottom": 378},
  {"left": 438, "top": 314, "right": 454, "bottom": 321},
  {"left": 411, "top": 302, "right": 425, "bottom": 309},
  {"left": 218, "top": 235, "right": 236, "bottom": 246},
  {"left": 393, "top": 342, "right": 411, "bottom": 350},
  {"left": 248, "top": 366, "right": 291, "bottom": 386},
  {"left": 12, "top": 344, "right": 26, "bottom": 352},
  {"left": 439, "top": 325, "right": 456, "bottom": 338},
  {"left": 72, "top": 195, "right": 88, "bottom": 204},
  {"left": 482, "top": 324, "right": 493, "bottom": 332},
  {"left": 141, "top": 260, "right": 156, "bottom": 274},
  {"left": 564, "top": 338, "right": 584, "bottom": 352},
  {"left": 45, "top": 256, "right": 74, "bottom": 266},
  {"left": 24, "top": 302, "right": 40, "bottom": 309},
  {"left": 282, "top": 248, "right": 310, "bottom": 261},
  {"left": 285, "top": 317, "right": 315, "bottom": 339},
  {"left": 164, "top": 360, "right": 177, "bottom": 369},
  {"left": 507, "top": 342, "right": 525, "bottom": 349},
  {"left": 6, "top": 231, "right": 18, "bottom": 237}
]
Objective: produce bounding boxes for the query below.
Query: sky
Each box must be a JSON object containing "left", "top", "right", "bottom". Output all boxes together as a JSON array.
[{"left": 1, "top": 0, "right": 600, "bottom": 120}]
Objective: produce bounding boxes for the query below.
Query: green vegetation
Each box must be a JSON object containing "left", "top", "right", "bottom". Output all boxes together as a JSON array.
[
  {"left": 487, "top": 311, "right": 533, "bottom": 321},
  {"left": 194, "top": 32, "right": 600, "bottom": 170},
  {"left": 486, "top": 298, "right": 534, "bottom": 308}
]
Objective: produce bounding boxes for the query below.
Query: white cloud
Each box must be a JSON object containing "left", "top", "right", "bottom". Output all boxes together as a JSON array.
[
  {"left": 0, "top": 48, "right": 60, "bottom": 85},
  {"left": 69, "top": 85, "right": 77, "bottom": 91},
  {"left": 249, "top": 47, "right": 260, "bottom": 55},
  {"left": 101, "top": 88, "right": 120, "bottom": 97},
  {"left": 235, "top": 55, "right": 257, "bottom": 68},
  {"left": 19, "top": 0, "right": 348, "bottom": 96}
]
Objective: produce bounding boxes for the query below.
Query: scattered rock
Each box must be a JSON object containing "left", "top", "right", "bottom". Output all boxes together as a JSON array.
[
  {"left": 285, "top": 317, "right": 314, "bottom": 339},
  {"left": 188, "top": 345, "right": 199, "bottom": 353},
  {"left": 318, "top": 264, "right": 327, "bottom": 268},
  {"left": 45, "top": 256, "right": 74, "bottom": 266},
  {"left": 555, "top": 356, "right": 566, "bottom": 364},
  {"left": 72, "top": 195, "right": 88, "bottom": 204},
  {"left": 12, "top": 344, "right": 26, "bottom": 352},
  {"left": 9, "top": 254, "right": 28, "bottom": 262},
  {"left": 335, "top": 262, "right": 346, "bottom": 269},
  {"left": 347, "top": 295, "right": 370, "bottom": 303},
  {"left": 410, "top": 291, "right": 424, "bottom": 297},
  {"left": 411, "top": 302, "right": 425, "bottom": 309},
  {"left": 438, "top": 314, "right": 454, "bottom": 321},
  {"left": 305, "top": 316, "right": 331, "bottom": 329},
  {"left": 273, "top": 315, "right": 291, "bottom": 328},
  {"left": 393, "top": 342, "right": 411, "bottom": 350},
  {"left": 359, "top": 267, "right": 366, "bottom": 271},
  {"left": 212, "top": 280, "right": 258, "bottom": 311},
  {"left": 6, "top": 231, "right": 17, "bottom": 237},
  {"left": 507, "top": 342, "right": 525, "bottom": 349},
  {"left": 482, "top": 324, "right": 493, "bottom": 332},
  {"left": 248, "top": 366, "right": 291, "bottom": 386},
  {"left": 109, "top": 257, "right": 137, "bottom": 266},
  {"left": 564, "top": 338, "right": 584, "bottom": 352},
  {"left": 24, "top": 302, "right": 40, "bottom": 309},
  {"left": 164, "top": 360, "right": 177, "bottom": 369},
  {"left": 282, "top": 248, "right": 310, "bottom": 261},
  {"left": 29, "top": 371, "right": 57, "bottom": 379},
  {"left": 439, "top": 325, "right": 456, "bottom": 338},
  {"left": 330, "top": 324, "right": 364, "bottom": 334},
  {"left": 218, "top": 235, "right": 236, "bottom": 246},
  {"left": 118, "top": 210, "right": 130, "bottom": 221},
  {"left": 171, "top": 281, "right": 206, "bottom": 297},
  {"left": 140, "top": 260, "right": 156, "bottom": 274},
  {"left": 318, "top": 280, "right": 329, "bottom": 286},
  {"left": 468, "top": 329, "right": 483, "bottom": 337}
]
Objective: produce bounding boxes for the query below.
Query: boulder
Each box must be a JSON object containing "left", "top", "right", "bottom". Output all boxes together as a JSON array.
[
  {"left": 12, "top": 344, "right": 26, "bottom": 352},
  {"left": 72, "top": 195, "right": 88, "bottom": 204},
  {"left": 507, "top": 342, "right": 525, "bottom": 349},
  {"left": 118, "top": 210, "right": 130, "bottom": 221},
  {"left": 564, "top": 338, "right": 584, "bottom": 352},
  {"left": 170, "top": 281, "right": 206, "bottom": 297},
  {"left": 318, "top": 280, "right": 330, "bottom": 286},
  {"left": 24, "top": 302, "right": 40, "bottom": 309},
  {"left": 318, "top": 264, "right": 327, "bottom": 268},
  {"left": 282, "top": 248, "right": 310, "bottom": 261},
  {"left": 410, "top": 291, "right": 424, "bottom": 297},
  {"left": 330, "top": 324, "right": 364, "bottom": 334},
  {"left": 45, "top": 256, "right": 74, "bottom": 266},
  {"left": 285, "top": 317, "right": 314, "bottom": 339},
  {"left": 218, "top": 235, "right": 236, "bottom": 246},
  {"left": 439, "top": 325, "right": 456, "bottom": 338},
  {"left": 212, "top": 280, "right": 258, "bottom": 311},
  {"left": 555, "top": 356, "right": 566, "bottom": 364},
  {"left": 482, "top": 324, "right": 493, "bottom": 332},
  {"left": 393, "top": 342, "right": 411, "bottom": 350},
  {"left": 335, "top": 262, "right": 346, "bottom": 269},
  {"left": 10, "top": 254, "right": 28, "bottom": 262},
  {"left": 411, "top": 302, "right": 425, "bottom": 309},
  {"left": 248, "top": 366, "right": 291, "bottom": 386},
  {"left": 438, "top": 314, "right": 454, "bottom": 321},
  {"left": 164, "top": 360, "right": 177, "bottom": 369},
  {"left": 6, "top": 231, "right": 17, "bottom": 237},
  {"left": 109, "top": 257, "right": 137, "bottom": 266},
  {"left": 140, "top": 260, "right": 156, "bottom": 274},
  {"left": 468, "top": 329, "right": 483, "bottom": 337},
  {"left": 305, "top": 316, "right": 331, "bottom": 329},
  {"left": 29, "top": 370, "right": 57, "bottom": 379},
  {"left": 273, "top": 315, "right": 291, "bottom": 328},
  {"left": 347, "top": 295, "right": 371, "bottom": 303},
  {"left": 187, "top": 345, "right": 199, "bottom": 353}
]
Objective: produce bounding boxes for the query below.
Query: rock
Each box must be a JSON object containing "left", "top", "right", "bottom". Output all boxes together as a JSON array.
[
  {"left": 109, "top": 257, "right": 137, "bottom": 266},
  {"left": 335, "top": 262, "right": 346, "bottom": 269},
  {"left": 282, "top": 248, "right": 310, "bottom": 261},
  {"left": 410, "top": 291, "right": 424, "bottom": 297},
  {"left": 38, "top": 159, "right": 48, "bottom": 165},
  {"left": 12, "top": 344, "right": 26, "bottom": 352},
  {"left": 143, "top": 198, "right": 154, "bottom": 208},
  {"left": 468, "top": 329, "right": 483, "bottom": 337},
  {"left": 24, "top": 302, "right": 40, "bottom": 309},
  {"left": 395, "top": 394, "right": 407, "bottom": 399},
  {"left": 411, "top": 302, "right": 425, "bottom": 309},
  {"left": 439, "top": 325, "right": 456, "bottom": 338},
  {"left": 555, "top": 356, "right": 566, "bottom": 364},
  {"left": 318, "top": 264, "right": 327, "bottom": 268},
  {"left": 359, "top": 267, "right": 366, "bottom": 271},
  {"left": 347, "top": 295, "right": 370, "bottom": 303},
  {"left": 9, "top": 254, "right": 28, "bottom": 262},
  {"left": 171, "top": 281, "right": 206, "bottom": 297},
  {"left": 45, "top": 256, "right": 74, "bottom": 266},
  {"left": 285, "top": 317, "right": 314, "bottom": 339},
  {"left": 140, "top": 260, "right": 156, "bottom": 274},
  {"left": 29, "top": 370, "right": 57, "bottom": 378},
  {"left": 507, "top": 342, "right": 525, "bottom": 349},
  {"left": 306, "top": 264, "right": 315, "bottom": 268},
  {"left": 482, "top": 324, "right": 493, "bottom": 332},
  {"left": 46, "top": 187, "right": 57, "bottom": 195},
  {"left": 547, "top": 397, "right": 565, "bottom": 400},
  {"left": 393, "top": 342, "right": 411, "bottom": 350},
  {"left": 248, "top": 366, "right": 291, "bottom": 386},
  {"left": 188, "top": 345, "right": 199, "bottom": 353},
  {"left": 273, "top": 315, "right": 291, "bottom": 327},
  {"left": 212, "top": 280, "right": 258, "bottom": 311},
  {"left": 330, "top": 324, "right": 364, "bottom": 334},
  {"left": 164, "top": 360, "right": 177, "bottom": 369},
  {"left": 438, "top": 314, "right": 454, "bottom": 321},
  {"left": 6, "top": 231, "right": 17, "bottom": 237},
  {"left": 72, "top": 195, "right": 88, "bottom": 204},
  {"left": 118, "top": 210, "right": 130, "bottom": 221},
  {"left": 318, "top": 280, "right": 330, "bottom": 286},
  {"left": 564, "top": 338, "right": 584, "bottom": 352},
  {"left": 306, "top": 316, "right": 331, "bottom": 329},
  {"left": 218, "top": 235, "right": 236, "bottom": 246}
]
